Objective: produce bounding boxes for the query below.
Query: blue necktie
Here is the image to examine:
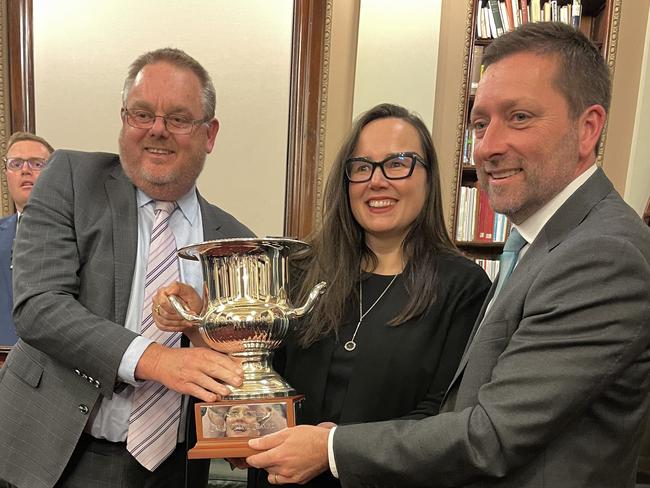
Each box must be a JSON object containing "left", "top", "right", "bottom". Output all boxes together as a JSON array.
[{"left": 493, "top": 228, "right": 527, "bottom": 300}]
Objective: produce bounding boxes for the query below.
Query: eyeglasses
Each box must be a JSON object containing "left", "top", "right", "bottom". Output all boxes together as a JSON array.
[
  {"left": 121, "top": 108, "right": 208, "bottom": 135},
  {"left": 345, "top": 152, "right": 427, "bottom": 183},
  {"left": 3, "top": 157, "right": 48, "bottom": 172}
]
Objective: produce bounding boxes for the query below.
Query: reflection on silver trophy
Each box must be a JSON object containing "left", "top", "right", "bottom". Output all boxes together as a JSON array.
[{"left": 170, "top": 237, "right": 326, "bottom": 399}]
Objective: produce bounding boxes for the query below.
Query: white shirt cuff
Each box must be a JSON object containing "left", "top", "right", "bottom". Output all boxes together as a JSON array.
[
  {"left": 328, "top": 426, "right": 339, "bottom": 479},
  {"left": 117, "top": 335, "right": 153, "bottom": 385}
]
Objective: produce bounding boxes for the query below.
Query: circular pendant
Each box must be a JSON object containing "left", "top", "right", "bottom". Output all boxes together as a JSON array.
[{"left": 344, "top": 340, "right": 356, "bottom": 351}]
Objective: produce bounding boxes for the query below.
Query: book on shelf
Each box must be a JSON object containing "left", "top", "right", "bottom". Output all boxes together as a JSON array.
[
  {"left": 531, "top": 0, "right": 541, "bottom": 22},
  {"left": 470, "top": 45, "right": 485, "bottom": 95},
  {"left": 488, "top": 0, "right": 505, "bottom": 37},
  {"left": 521, "top": 0, "right": 529, "bottom": 24},
  {"left": 572, "top": 0, "right": 581, "bottom": 28},
  {"left": 462, "top": 128, "right": 476, "bottom": 166},
  {"left": 456, "top": 186, "right": 508, "bottom": 243},
  {"left": 474, "top": 258, "right": 500, "bottom": 281},
  {"left": 504, "top": 0, "right": 515, "bottom": 31},
  {"left": 499, "top": 0, "right": 511, "bottom": 32},
  {"left": 477, "top": 1, "right": 583, "bottom": 39}
]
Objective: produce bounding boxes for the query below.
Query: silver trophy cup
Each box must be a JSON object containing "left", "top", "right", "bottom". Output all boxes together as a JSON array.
[{"left": 169, "top": 237, "right": 326, "bottom": 400}]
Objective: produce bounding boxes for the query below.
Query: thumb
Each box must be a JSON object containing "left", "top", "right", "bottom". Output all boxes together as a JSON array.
[{"left": 248, "top": 427, "right": 288, "bottom": 451}]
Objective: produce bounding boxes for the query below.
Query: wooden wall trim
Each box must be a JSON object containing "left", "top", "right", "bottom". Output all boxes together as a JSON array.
[
  {"left": 284, "top": 0, "right": 331, "bottom": 239},
  {"left": 7, "top": 0, "right": 33, "bottom": 133}
]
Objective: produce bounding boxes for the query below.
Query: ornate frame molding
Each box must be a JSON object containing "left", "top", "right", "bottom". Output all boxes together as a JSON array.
[
  {"left": 0, "top": 0, "right": 12, "bottom": 216},
  {"left": 284, "top": 0, "right": 332, "bottom": 238},
  {"left": 450, "top": 0, "right": 476, "bottom": 235}
]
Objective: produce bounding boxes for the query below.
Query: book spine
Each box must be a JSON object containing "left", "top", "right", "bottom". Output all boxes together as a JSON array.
[
  {"left": 572, "top": 0, "right": 581, "bottom": 29},
  {"left": 520, "top": 0, "right": 529, "bottom": 24},
  {"left": 489, "top": 0, "right": 505, "bottom": 36},
  {"left": 499, "top": 0, "right": 511, "bottom": 32},
  {"left": 505, "top": 0, "right": 515, "bottom": 31}
]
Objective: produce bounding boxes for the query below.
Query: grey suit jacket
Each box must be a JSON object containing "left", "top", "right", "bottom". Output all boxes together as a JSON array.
[
  {"left": 0, "top": 214, "right": 18, "bottom": 345},
  {"left": 0, "top": 150, "right": 254, "bottom": 488},
  {"left": 333, "top": 168, "right": 650, "bottom": 488}
]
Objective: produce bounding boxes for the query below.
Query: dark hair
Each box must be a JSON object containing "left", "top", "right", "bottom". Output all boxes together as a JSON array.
[
  {"left": 293, "top": 103, "right": 458, "bottom": 347},
  {"left": 483, "top": 21, "right": 611, "bottom": 119},
  {"left": 122, "top": 47, "right": 216, "bottom": 120},
  {"left": 6, "top": 131, "right": 54, "bottom": 154}
]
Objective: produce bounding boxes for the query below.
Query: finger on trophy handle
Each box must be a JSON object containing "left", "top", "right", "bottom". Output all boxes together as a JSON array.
[{"left": 169, "top": 295, "right": 203, "bottom": 322}]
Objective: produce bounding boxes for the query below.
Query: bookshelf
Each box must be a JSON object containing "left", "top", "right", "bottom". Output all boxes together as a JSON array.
[{"left": 452, "top": 0, "right": 621, "bottom": 280}]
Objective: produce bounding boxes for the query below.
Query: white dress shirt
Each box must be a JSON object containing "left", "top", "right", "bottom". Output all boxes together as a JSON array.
[{"left": 87, "top": 187, "right": 204, "bottom": 442}]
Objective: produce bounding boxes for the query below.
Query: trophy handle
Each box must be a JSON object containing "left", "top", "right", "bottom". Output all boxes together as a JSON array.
[
  {"left": 286, "top": 281, "right": 327, "bottom": 319},
  {"left": 168, "top": 295, "right": 204, "bottom": 323}
]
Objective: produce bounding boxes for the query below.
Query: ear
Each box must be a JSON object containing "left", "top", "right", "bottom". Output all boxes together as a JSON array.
[
  {"left": 577, "top": 104, "right": 606, "bottom": 162},
  {"left": 204, "top": 118, "right": 220, "bottom": 153}
]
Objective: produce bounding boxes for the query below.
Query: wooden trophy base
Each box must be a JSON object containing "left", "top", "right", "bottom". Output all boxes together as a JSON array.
[{"left": 188, "top": 395, "right": 304, "bottom": 459}]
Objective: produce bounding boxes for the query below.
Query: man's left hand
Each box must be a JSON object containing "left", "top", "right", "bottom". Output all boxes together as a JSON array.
[{"left": 246, "top": 425, "right": 331, "bottom": 484}]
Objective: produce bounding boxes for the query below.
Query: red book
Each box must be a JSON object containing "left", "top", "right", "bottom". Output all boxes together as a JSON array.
[
  {"left": 504, "top": 0, "right": 515, "bottom": 31},
  {"left": 520, "top": 0, "right": 529, "bottom": 23}
]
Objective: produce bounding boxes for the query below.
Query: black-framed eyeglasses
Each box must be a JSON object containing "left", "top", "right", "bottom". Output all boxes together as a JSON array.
[
  {"left": 345, "top": 152, "right": 428, "bottom": 183},
  {"left": 3, "top": 157, "right": 48, "bottom": 172},
  {"left": 121, "top": 108, "right": 208, "bottom": 135}
]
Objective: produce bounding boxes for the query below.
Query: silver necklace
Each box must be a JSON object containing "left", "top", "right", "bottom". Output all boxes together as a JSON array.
[{"left": 344, "top": 274, "right": 399, "bottom": 352}]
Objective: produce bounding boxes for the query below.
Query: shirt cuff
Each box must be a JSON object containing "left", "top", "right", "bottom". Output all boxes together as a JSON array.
[
  {"left": 328, "top": 426, "right": 339, "bottom": 479},
  {"left": 117, "top": 335, "right": 153, "bottom": 385}
]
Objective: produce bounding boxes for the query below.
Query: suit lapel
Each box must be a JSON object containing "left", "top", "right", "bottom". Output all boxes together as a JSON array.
[
  {"left": 197, "top": 192, "right": 223, "bottom": 240},
  {"left": 442, "top": 169, "right": 613, "bottom": 405},
  {"left": 105, "top": 165, "right": 138, "bottom": 326}
]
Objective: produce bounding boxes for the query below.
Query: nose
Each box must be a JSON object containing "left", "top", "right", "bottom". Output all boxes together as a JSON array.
[
  {"left": 20, "top": 162, "right": 33, "bottom": 174},
  {"left": 368, "top": 164, "right": 389, "bottom": 188},
  {"left": 473, "top": 121, "right": 507, "bottom": 164},
  {"left": 148, "top": 115, "right": 170, "bottom": 137}
]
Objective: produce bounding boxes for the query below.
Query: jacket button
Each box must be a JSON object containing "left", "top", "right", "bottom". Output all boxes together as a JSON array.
[
  {"left": 78, "top": 404, "right": 89, "bottom": 415},
  {"left": 94, "top": 380, "right": 101, "bottom": 388},
  {"left": 74, "top": 369, "right": 81, "bottom": 375}
]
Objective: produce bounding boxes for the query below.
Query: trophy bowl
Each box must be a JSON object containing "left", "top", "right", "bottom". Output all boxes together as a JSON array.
[{"left": 169, "top": 237, "right": 326, "bottom": 400}]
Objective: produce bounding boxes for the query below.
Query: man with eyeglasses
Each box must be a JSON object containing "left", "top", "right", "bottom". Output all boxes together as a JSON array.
[
  {"left": 0, "top": 48, "right": 253, "bottom": 488},
  {"left": 0, "top": 131, "right": 53, "bottom": 353}
]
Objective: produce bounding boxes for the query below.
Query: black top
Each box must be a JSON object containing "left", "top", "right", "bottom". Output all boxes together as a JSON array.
[{"left": 248, "top": 253, "right": 491, "bottom": 487}]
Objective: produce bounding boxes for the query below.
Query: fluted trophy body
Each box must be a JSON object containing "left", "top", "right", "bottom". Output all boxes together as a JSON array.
[{"left": 171, "top": 237, "right": 326, "bottom": 399}]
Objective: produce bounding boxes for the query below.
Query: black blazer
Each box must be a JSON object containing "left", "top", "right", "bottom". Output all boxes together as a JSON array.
[{"left": 250, "top": 253, "right": 490, "bottom": 487}]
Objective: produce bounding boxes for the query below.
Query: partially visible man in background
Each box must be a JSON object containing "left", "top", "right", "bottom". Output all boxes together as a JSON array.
[{"left": 0, "top": 132, "right": 53, "bottom": 346}]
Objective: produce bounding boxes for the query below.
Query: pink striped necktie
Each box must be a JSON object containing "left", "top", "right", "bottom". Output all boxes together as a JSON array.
[{"left": 127, "top": 200, "right": 183, "bottom": 471}]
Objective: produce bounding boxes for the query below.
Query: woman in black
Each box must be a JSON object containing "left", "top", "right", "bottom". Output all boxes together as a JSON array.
[{"left": 155, "top": 103, "right": 490, "bottom": 487}]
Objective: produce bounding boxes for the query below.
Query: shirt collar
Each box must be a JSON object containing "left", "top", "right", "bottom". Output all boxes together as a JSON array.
[
  {"left": 515, "top": 164, "right": 597, "bottom": 245},
  {"left": 137, "top": 186, "right": 199, "bottom": 225}
]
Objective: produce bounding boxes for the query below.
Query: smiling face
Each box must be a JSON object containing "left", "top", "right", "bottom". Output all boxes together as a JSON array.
[
  {"left": 225, "top": 405, "right": 260, "bottom": 438},
  {"left": 118, "top": 61, "right": 219, "bottom": 201},
  {"left": 470, "top": 52, "right": 599, "bottom": 224},
  {"left": 5, "top": 140, "right": 52, "bottom": 212},
  {"left": 347, "top": 117, "right": 428, "bottom": 249}
]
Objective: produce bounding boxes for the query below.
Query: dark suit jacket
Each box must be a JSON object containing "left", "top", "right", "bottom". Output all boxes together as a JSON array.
[
  {"left": 0, "top": 214, "right": 18, "bottom": 346},
  {"left": 333, "top": 168, "right": 650, "bottom": 487},
  {"left": 0, "top": 150, "right": 254, "bottom": 488}
]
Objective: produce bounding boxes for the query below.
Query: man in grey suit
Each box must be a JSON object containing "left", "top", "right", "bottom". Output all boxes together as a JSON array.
[
  {"left": 0, "top": 48, "right": 252, "bottom": 488},
  {"left": 246, "top": 22, "right": 650, "bottom": 487}
]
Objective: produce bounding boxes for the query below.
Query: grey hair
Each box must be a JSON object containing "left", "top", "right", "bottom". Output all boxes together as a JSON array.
[{"left": 121, "top": 47, "right": 216, "bottom": 119}]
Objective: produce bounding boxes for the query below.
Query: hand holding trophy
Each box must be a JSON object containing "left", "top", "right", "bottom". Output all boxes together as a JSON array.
[{"left": 167, "top": 237, "right": 326, "bottom": 458}]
